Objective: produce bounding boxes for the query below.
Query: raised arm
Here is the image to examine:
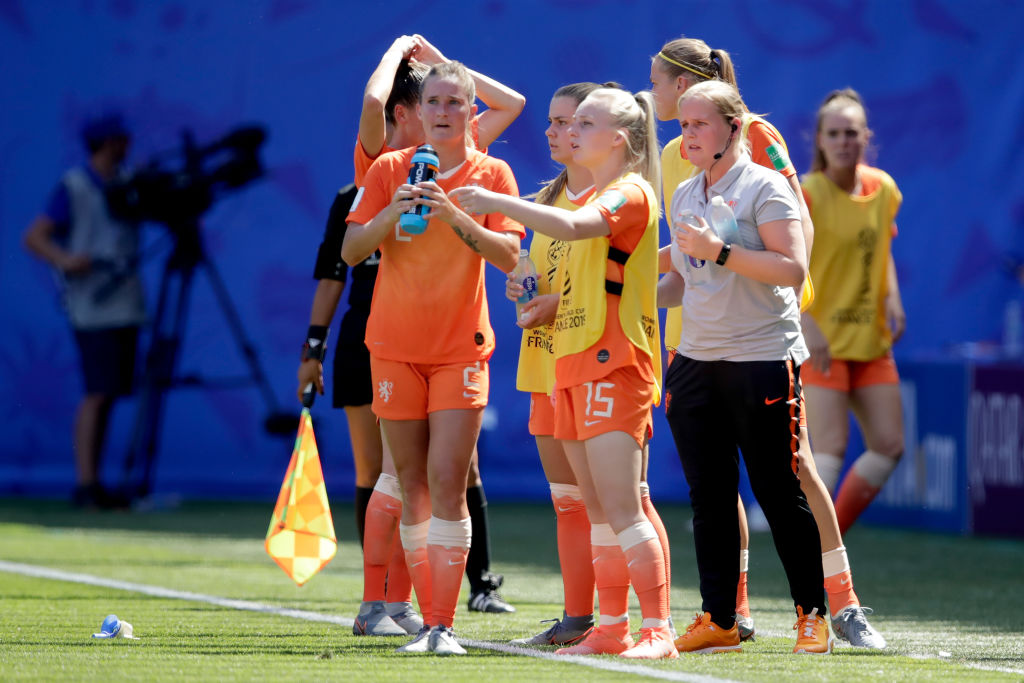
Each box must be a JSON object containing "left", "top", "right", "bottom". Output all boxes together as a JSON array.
[
  {"left": 359, "top": 35, "right": 419, "bottom": 158},
  {"left": 450, "top": 186, "right": 609, "bottom": 242},
  {"left": 411, "top": 35, "right": 524, "bottom": 149}
]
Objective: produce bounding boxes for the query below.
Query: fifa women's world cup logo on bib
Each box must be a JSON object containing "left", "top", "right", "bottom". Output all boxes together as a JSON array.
[{"left": 378, "top": 379, "right": 394, "bottom": 403}]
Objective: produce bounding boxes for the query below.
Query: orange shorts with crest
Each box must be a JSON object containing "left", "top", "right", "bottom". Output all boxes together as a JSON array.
[
  {"left": 801, "top": 353, "right": 899, "bottom": 393},
  {"left": 528, "top": 392, "right": 555, "bottom": 437},
  {"left": 370, "top": 356, "right": 488, "bottom": 420},
  {"left": 553, "top": 365, "right": 654, "bottom": 447}
]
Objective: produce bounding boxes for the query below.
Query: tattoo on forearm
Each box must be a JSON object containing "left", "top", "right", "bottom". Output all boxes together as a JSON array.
[{"left": 452, "top": 224, "right": 481, "bottom": 253}]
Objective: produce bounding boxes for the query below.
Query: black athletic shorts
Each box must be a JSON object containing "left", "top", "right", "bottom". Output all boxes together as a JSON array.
[
  {"left": 73, "top": 325, "right": 139, "bottom": 396},
  {"left": 332, "top": 305, "right": 372, "bottom": 408}
]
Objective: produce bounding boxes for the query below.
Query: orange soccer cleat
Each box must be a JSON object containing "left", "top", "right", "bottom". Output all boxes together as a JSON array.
[
  {"left": 619, "top": 626, "right": 679, "bottom": 659},
  {"left": 556, "top": 624, "right": 634, "bottom": 655},
  {"left": 793, "top": 606, "right": 834, "bottom": 654},
  {"left": 673, "top": 612, "right": 741, "bottom": 654}
]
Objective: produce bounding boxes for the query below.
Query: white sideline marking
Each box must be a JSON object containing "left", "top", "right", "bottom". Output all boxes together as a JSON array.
[
  {"left": 0, "top": 560, "right": 732, "bottom": 682},
  {"left": 0, "top": 560, "right": 355, "bottom": 626}
]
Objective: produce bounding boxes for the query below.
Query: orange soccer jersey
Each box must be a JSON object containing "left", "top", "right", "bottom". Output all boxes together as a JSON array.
[{"left": 347, "top": 147, "right": 524, "bottom": 365}]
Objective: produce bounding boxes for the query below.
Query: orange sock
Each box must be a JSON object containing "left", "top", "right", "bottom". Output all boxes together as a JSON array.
[
  {"left": 591, "top": 524, "right": 631, "bottom": 623},
  {"left": 736, "top": 572, "right": 750, "bottom": 618},
  {"left": 736, "top": 549, "right": 750, "bottom": 618},
  {"left": 426, "top": 516, "right": 472, "bottom": 628},
  {"left": 551, "top": 484, "right": 595, "bottom": 618},
  {"left": 822, "top": 546, "right": 859, "bottom": 617},
  {"left": 361, "top": 480, "right": 401, "bottom": 603},
  {"left": 619, "top": 522, "right": 669, "bottom": 623},
  {"left": 400, "top": 520, "right": 432, "bottom": 625},
  {"left": 385, "top": 538, "right": 413, "bottom": 604},
  {"left": 640, "top": 483, "right": 671, "bottom": 592},
  {"left": 835, "top": 451, "right": 898, "bottom": 534}
]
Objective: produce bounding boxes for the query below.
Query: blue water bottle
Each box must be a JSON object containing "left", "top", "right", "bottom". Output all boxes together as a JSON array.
[{"left": 399, "top": 144, "right": 439, "bottom": 235}]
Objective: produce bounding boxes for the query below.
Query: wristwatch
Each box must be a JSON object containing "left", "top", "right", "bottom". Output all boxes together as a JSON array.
[{"left": 715, "top": 243, "right": 732, "bottom": 266}]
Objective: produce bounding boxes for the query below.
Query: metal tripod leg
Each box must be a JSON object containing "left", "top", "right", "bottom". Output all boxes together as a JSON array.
[{"left": 122, "top": 255, "right": 194, "bottom": 499}]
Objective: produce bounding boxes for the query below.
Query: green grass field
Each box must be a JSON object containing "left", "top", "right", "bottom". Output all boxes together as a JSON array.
[{"left": 0, "top": 498, "right": 1021, "bottom": 681}]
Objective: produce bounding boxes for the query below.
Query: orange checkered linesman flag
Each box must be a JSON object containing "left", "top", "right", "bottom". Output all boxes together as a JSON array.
[{"left": 265, "top": 385, "right": 337, "bottom": 585}]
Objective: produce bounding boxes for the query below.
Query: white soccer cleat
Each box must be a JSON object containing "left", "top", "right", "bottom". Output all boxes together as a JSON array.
[
  {"left": 394, "top": 625, "right": 432, "bottom": 653},
  {"left": 428, "top": 625, "right": 467, "bottom": 655}
]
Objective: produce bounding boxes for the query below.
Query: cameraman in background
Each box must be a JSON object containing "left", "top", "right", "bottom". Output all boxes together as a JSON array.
[{"left": 23, "top": 112, "right": 145, "bottom": 509}]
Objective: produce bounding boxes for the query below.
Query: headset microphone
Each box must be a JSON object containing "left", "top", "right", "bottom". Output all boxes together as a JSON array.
[{"left": 713, "top": 123, "right": 739, "bottom": 160}]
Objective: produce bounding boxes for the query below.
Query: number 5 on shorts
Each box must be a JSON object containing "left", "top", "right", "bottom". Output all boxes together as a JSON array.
[
  {"left": 463, "top": 362, "right": 482, "bottom": 399},
  {"left": 584, "top": 381, "right": 615, "bottom": 418}
]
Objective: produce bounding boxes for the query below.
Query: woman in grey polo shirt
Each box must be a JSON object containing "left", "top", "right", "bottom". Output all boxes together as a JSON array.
[{"left": 661, "top": 80, "right": 832, "bottom": 655}]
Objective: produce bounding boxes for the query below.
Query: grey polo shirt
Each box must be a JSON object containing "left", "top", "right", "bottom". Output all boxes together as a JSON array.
[{"left": 668, "top": 155, "right": 808, "bottom": 364}]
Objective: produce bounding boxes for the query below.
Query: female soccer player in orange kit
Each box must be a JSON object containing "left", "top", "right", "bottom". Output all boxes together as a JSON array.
[
  {"left": 342, "top": 61, "right": 524, "bottom": 656},
  {"left": 455, "top": 87, "right": 676, "bottom": 660}
]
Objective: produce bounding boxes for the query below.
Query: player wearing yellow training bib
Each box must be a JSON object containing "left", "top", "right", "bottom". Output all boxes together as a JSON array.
[{"left": 800, "top": 89, "right": 905, "bottom": 560}]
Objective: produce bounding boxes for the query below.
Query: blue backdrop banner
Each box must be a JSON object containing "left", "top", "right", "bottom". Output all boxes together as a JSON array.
[{"left": 2, "top": 1, "right": 1022, "bottom": 505}]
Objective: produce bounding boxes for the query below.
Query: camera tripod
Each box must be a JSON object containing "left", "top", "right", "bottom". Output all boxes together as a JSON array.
[{"left": 121, "top": 219, "right": 296, "bottom": 501}]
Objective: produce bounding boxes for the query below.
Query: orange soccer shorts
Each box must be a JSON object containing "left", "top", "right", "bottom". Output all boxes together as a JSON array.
[
  {"left": 528, "top": 392, "right": 556, "bottom": 437},
  {"left": 553, "top": 364, "right": 654, "bottom": 447},
  {"left": 800, "top": 352, "right": 899, "bottom": 393},
  {"left": 370, "top": 356, "right": 489, "bottom": 420}
]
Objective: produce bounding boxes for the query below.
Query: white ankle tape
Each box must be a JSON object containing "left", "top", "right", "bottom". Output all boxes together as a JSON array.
[
  {"left": 599, "top": 613, "right": 628, "bottom": 625},
  {"left": 813, "top": 452, "right": 844, "bottom": 494},
  {"left": 426, "top": 516, "right": 472, "bottom": 550},
  {"left": 549, "top": 483, "right": 582, "bottom": 500},
  {"left": 740, "top": 548, "right": 749, "bottom": 573},
  {"left": 638, "top": 481, "right": 650, "bottom": 497},
  {"left": 852, "top": 450, "right": 899, "bottom": 487},
  {"left": 399, "top": 519, "right": 430, "bottom": 551},
  {"left": 821, "top": 546, "right": 851, "bottom": 577},
  {"left": 590, "top": 523, "right": 618, "bottom": 546},
  {"left": 617, "top": 521, "right": 657, "bottom": 551},
  {"left": 373, "top": 473, "right": 401, "bottom": 499}
]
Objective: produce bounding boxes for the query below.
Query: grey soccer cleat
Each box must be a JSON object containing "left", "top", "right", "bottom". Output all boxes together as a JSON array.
[
  {"left": 735, "top": 613, "right": 756, "bottom": 642},
  {"left": 394, "top": 625, "right": 432, "bottom": 653},
  {"left": 353, "top": 600, "right": 407, "bottom": 636},
  {"left": 428, "top": 624, "right": 467, "bottom": 655},
  {"left": 831, "top": 606, "right": 886, "bottom": 649},
  {"left": 511, "top": 612, "right": 594, "bottom": 646},
  {"left": 386, "top": 601, "right": 424, "bottom": 635}
]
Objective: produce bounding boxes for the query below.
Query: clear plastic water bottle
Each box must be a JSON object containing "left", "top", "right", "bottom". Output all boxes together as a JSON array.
[
  {"left": 399, "top": 144, "right": 439, "bottom": 235},
  {"left": 1004, "top": 299, "right": 1022, "bottom": 358},
  {"left": 511, "top": 249, "right": 538, "bottom": 322},
  {"left": 674, "top": 209, "right": 709, "bottom": 285},
  {"left": 709, "top": 195, "right": 740, "bottom": 249}
]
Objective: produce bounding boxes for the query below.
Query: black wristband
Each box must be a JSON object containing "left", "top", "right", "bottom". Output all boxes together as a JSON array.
[
  {"left": 302, "top": 325, "right": 329, "bottom": 361},
  {"left": 715, "top": 243, "right": 732, "bottom": 266}
]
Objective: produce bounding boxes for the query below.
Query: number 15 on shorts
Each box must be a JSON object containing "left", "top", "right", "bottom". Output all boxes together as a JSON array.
[{"left": 584, "top": 381, "right": 615, "bottom": 423}]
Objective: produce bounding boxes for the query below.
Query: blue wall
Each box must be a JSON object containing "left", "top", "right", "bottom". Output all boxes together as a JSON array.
[{"left": 2, "top": 0, "right": 1022, "bottom": 503}]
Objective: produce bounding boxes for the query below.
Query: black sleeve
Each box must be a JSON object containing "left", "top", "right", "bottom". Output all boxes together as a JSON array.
[{"left": 313, "top": 183, "right": 359, "bottom": 281}]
